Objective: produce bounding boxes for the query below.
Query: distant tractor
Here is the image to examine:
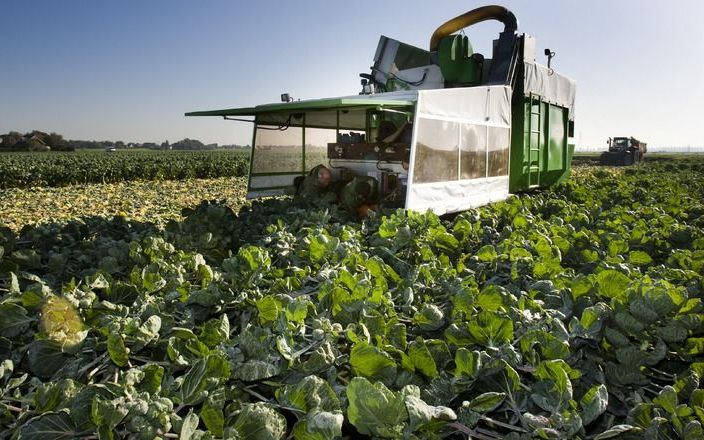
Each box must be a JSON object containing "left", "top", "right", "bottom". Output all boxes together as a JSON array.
[
  {"left": 187, "top": 5, "right": 577, "bottom": 215},
  {"left": 600, "top": 137, "right": 647, "bottom": 166}
]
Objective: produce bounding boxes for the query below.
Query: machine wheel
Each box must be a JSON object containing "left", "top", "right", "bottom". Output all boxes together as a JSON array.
[{"left": 623, "top": 153, "right": 634, "bottom": 166}]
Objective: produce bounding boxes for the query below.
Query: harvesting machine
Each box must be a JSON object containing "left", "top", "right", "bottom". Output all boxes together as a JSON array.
[
  {"left": 187, "top": 5, "right": 576, "bottom": 215},
  {"left": 600, "top": 137, "right": 647, "bottom": 166}
]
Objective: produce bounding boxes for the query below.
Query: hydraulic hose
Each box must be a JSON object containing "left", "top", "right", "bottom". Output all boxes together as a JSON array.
[{"left": 429, "top": 5, "right": 518, "bottom": 51}]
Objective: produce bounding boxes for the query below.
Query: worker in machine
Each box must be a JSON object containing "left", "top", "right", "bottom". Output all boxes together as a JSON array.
[
  {"left": 296, "top": 164, "right": 337, "bottom": 205},
  {"left": 339, "top": 175, "right": 380, "bottom": 218}
]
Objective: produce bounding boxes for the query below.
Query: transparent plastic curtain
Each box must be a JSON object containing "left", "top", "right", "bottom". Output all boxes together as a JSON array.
[{"left": 407, "top": 86, "right": 512, "bottom": 214}]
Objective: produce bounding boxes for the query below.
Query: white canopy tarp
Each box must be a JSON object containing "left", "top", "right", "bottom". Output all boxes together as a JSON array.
[{"left": 524, "top": 62, "right": 577, "bottom": 119}]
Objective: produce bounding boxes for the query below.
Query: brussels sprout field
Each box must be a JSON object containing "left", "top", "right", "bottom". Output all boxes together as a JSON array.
[
  {"left": 1, "top": 158, "right": 704, "bottom": 439},
  {"left": 0, "top": 150, "right": 249, "bottom": 189}
]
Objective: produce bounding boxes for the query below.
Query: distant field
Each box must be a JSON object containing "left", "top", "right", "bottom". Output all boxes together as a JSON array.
[
  {"left": 0, "top": 149, "right": 250, "bottom": 188},
  {"left": 572, "top": 151, "right": 704, "bottom": 167}
]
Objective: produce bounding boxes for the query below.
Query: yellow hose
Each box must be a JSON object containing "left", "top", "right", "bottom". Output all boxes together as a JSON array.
[{"left": 430, "top": 5, "right": 518, "bottom": 51}]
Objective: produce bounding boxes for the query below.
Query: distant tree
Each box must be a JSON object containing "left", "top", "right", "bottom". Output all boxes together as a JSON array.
[
  {"left": 0, "top": 131, "right": 23, "bottom": 150},
  {"left": 172, "top": 138, "right": 205, "bottom": 150},
  {"left": 46, "top": 132, "right": 73, "bottom": 151}
]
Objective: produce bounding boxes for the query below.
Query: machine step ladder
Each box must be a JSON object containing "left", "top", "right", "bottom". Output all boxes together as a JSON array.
[{"left": 527, "top": 93, "right": 542, "bottom": 189}]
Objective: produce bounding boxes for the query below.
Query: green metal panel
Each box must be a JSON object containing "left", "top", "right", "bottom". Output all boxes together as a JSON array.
[
  {"left": 547, "top": 105, "right": 566, "bottom": 171},
  {"left": 509, "top": 95, "right": 573, "bottom": 193},
  {"left": 185, "top": 98, "right": 414, "bottom": 117},
  {"left": 438, "top": 35, "right": 482, "bottom": 85},
  {"left": 302, "top": 114, "right": 306, "bottom": 174}
]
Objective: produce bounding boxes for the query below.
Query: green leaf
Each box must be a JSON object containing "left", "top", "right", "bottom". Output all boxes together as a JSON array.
[
  {"left": 533, "top": 360, "right": 575, "bottom": 411},
  {"left": 653, "top": 385, "right": 678, "bottom": 414},
  {"left": 580, "top": 384, "right": 608, "bottom": 426},
  {"left": 475, "top": 286, "right": 505, "bottom": 312},
  {"left": 596, "top": 270, "right": 631, "bottom": 300},
  {"left": 91, "top": 396, "right": 129, "bottom": 432},
  {"left": 605, "top": 362, "right": 647, "bottom": 386},
  {"left": 614, "top": 311, "right": 646, "bottom": 334},
  {"left": 684, "top": 337, "right": 704, "bottom": 355},
  {"left": 413, "top": 304, "right": 445, "bottom": 331},
  {"left": 233, "top": 403, "right": 287, "bottom": 440},
  {"left": 17, "top": 410, "right": 79, "bottom": 440},
  {"left": 107, "top": 331, "right": 130, "bottom": 367},
  {"left": 180, "top": 409, "right": 200, "bottom": 440},
  {"left": 180, "top": 353, "right": 231, "bottom": 405},
  {"left": 350, "top": 342, "right": 397, "bottom": 383},
  {"left": 629, "top": 250, "right": 653, "bottom": 266},
  {"left": 346, "top": 377, "right": 407, "bottom": 438},
  {"left": 454, "top": 348, "right": 481, "bottom": 378},
  {"left": 27, "top": 339, "right": 70, "bottom": 378},
  {"left": 292, "top": 411, "right": 344, "bottom": 440},
  {"left": 131, "top": 315, "right": 162, "bottom": 350},
  {"left": 403, "top": 386, "right": 456, "bottom": 431},
  {"left": 233, "top": 360, "right": 280, "bottom": 381},
  {"left": 690, "top": 389, "right": 704, "bottom": 408},
  {"left": 477, "top": 245, "right": 497, "bottom": 262},
  {"left": 199, "top": 314, "right": 229, "bottom": 348},
  {"left": 33, "top": 379, "right": 80, "bottom": 413},
  {"left": 285, "top": 298, "right": 309, "bottom": 323},
  {"left": 256, "top": 295, "right": 282, "bottom": 323},
  {"left": 408, "top": 338, "right": 439, "bottom": 379},
  {"left": 277, "top": 375, "right": 341, "bottom": 413},
  {"left": 683, "top": 421, "right": 704, "bottom": 440},
  {"left": 593, "top": 424, "right": 640, "bottom": 439},
  {"left": 467, "top": 392, "right": 506, "bottom": 413},
  {"left": 200, "top": 400, "right": 224, "bottom": 437},
  {"left": 604, "top": 327, "right": 631, "bottom": 348},
  {"left": 467, "top": 311, "right": 513, "bottom": 346},
  {"left": 0, "top": 303, "right": 33, "bottom": 338},
  {"left": 656, "top": 322, "right": 689, "bottom": 343},
  {"left": 608, "top": 240, "right": 629, "bottom": 257},
  {"left": 571, "top": 276, "right": 594, "bottom": 299},
  {"left": 139, "top": 364, "right": 164, "bottom": 394}
]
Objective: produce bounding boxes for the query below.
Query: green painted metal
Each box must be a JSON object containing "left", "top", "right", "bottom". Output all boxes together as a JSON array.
[
  {"left": 185, "top": 98, "right": 414, "bottom": 117},
  {"left": 509, "top": 95, "right": 573, "bottom": 193},
  {"left": 527, "top": 93, "right": 543, "bottom": 188},
  {"left": 438, "top": 35, "right": 482, "bottom": 85},
  {"left": 547, "top": 105, "right": 566, "bottom": 171},
  {"left": 302, "top": 114, "right": 306, "bottom": 174}
]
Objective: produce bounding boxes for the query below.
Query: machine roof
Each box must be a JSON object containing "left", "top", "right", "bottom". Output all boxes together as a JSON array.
[{"left": 185, "top": 97, "right": 415, "bottom": 117}]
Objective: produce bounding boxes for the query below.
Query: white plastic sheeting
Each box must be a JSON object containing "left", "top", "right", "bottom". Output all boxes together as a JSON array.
[
  {"left": 416, "top": 86, "right": 512, "bottom": 127},
  {"left": 524, "top": 62, "right": 577, "bottom": 119},
  {"left": 406, "top": 86, "right": 512, "bottom": 215},
  {"left": 408, "top": 177, "right": 511, "bottom": 215}
]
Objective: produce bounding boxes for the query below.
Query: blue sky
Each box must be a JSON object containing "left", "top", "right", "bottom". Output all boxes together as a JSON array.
[{"left": 1, "top": 0, "right": 703, "bottom": 148}]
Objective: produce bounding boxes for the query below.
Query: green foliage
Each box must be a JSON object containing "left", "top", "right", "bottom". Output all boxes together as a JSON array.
[
  {"left": 1, "top": 158, "right": 703, "bottom": 438},
  {"left": 0, "top": 149, "right": 249, "bottom": 188}
]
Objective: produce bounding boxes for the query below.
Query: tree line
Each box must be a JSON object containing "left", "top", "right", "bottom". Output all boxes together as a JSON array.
[{"left": 0, "top": 130, "right": 249, "bottom": 152}]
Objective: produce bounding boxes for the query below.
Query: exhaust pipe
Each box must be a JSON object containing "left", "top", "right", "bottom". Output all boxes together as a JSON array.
[{"left": 430, "top": 5, "right": 518, "bottom": 52}]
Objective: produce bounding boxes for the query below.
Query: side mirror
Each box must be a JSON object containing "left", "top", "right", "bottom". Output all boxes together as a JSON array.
[{"left": 544, "top": 48, "right": 551, "bottom": 56}]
